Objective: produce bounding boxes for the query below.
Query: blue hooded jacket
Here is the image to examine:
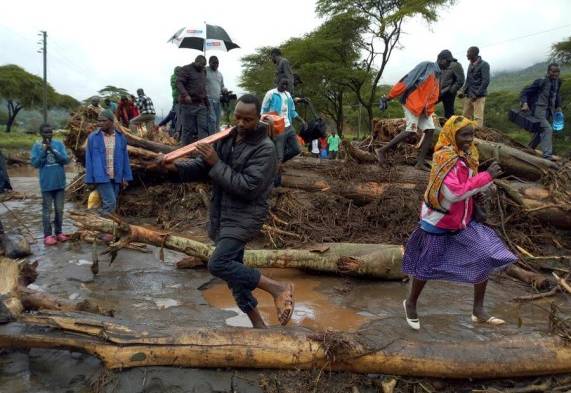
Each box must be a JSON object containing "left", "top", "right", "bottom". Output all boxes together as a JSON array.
[
  {"left": 31, "top": 139, "right": 69, "bottom": 192},
  {"left": 85, "top": 129, "right": 133, "bottom": 184},
  {"left": 261, "top": 88, "right": 299, "bottom": 125}
]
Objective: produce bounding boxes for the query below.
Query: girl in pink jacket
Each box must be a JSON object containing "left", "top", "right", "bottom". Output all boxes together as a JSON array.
[{"left": 402, "top": 115, "right": 516, "bottom": 330}]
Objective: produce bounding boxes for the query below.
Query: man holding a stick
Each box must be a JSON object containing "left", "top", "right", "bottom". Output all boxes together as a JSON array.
[{"left": 157, "top": 94, "right": 295, "bottom": 328}]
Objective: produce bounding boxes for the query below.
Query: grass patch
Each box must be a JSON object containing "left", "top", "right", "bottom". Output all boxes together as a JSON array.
[{"left": 0, "top": 129, "right": 39, "bottom": 150}]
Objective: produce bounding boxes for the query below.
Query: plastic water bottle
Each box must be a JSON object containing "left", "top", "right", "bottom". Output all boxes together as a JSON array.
[{"left": 552, "top": 111, "right": 564, "bottom": 133}]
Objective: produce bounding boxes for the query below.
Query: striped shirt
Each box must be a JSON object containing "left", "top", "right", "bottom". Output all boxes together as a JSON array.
[
  {"left": 135, "top": 95, "right": 156, "bottom": 115},
  {"left": 103, "top": 132, "right": 115, "bottom": 179}
]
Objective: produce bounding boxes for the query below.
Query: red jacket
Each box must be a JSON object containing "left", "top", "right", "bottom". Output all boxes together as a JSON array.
[{"left": 388, "top": 61, "right": 441, "bottom": 117}]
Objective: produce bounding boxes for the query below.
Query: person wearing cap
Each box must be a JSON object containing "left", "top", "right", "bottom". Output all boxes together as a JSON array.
[
  {"left": 377, "top": 52, "right": 451, "bottom": 170},
  {"left": 458, "top": 46, "right": 490, "bottom": 127},
  {"left": 87, "top": 97, "right": 103, "bottom": 115},
  {"left": 85, "top": 109, "right": 133, "bottom": 215},
  {"left": 31, "top": 124, "right": 70, "bottom": 246},
  {"left": 438, "top": 50, "right": 465, "bottom": 119}
]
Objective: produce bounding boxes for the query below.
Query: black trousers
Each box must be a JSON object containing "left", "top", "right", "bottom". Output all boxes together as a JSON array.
[{"left": 440, "top": 92, "right": 456, "bottom": 119}]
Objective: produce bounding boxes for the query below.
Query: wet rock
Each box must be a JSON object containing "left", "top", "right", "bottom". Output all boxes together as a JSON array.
[{"left": 1, "top": 233, "right": 31, "bottom": 259}]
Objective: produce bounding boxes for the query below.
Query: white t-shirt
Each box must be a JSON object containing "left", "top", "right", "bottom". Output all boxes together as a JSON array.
[
  {"left": 279, "top": 92, "right": 290, "bottom": 127},
  {"left": 311, "top": 139, "right": 319, "bottom": 154}
]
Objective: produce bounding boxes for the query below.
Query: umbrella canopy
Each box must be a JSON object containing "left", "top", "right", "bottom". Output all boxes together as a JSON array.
[{"left": 168, "top": 24, "right": 240, "bottom": 52}]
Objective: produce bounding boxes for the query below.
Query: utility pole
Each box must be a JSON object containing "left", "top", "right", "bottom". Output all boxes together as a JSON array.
[{"left": 38, "top": 31, "right": 47, "bottom": 123}]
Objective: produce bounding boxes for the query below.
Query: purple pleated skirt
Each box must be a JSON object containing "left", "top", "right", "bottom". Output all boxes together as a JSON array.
[{"left": 402, "top": 221, "right": 516, "bottom": 284}]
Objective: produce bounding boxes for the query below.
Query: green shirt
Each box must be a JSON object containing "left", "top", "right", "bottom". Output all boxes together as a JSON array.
[{"left": 327, "top": 134, "right": 341, "bottom": 151}]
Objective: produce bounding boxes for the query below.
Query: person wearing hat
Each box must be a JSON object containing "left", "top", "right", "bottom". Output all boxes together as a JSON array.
[
  {"left": 438, "top": 50, "right": 465, "bottom": 119},
  {"left": 31, "top": 124, "right": 70, "bottom": 246},
  {"left": 87, "top": 96, "right": 103, "bottom": 115},
  {"left": 377, "top": 52, "right": 451, "bottom": 170},
  {"left": 85, "top": 109, "right": 133, "bottom": 215}
]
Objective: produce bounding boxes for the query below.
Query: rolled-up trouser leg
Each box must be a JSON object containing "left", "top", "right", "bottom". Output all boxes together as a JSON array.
[{"left": 208, "top": 237, "right": 261, "bottom": 313}]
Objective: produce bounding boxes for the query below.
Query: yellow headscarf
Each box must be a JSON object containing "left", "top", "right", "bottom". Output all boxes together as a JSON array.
[{"left": 424, "top": 115, "right": 479, "bottom": 212}]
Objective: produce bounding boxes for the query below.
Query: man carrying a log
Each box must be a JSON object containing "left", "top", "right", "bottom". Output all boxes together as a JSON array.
[
  {"left": 85, "top": 110, "right": 133, "bottom": 216},
  {"left": 176, "top": 55, "right": 210, "bottom": 145},
  {"left": 520, "top": 63, "right": 562, "bottom": 160},
  {"left": 377, "top": 51, "right": 452, "bottom": 170},
  {"left": 158, "top": 94, "right": 295, "bottom": 328}
]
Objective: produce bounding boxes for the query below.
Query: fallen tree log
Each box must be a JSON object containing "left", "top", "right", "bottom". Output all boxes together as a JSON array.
[
  {"left": 69, "top": 211, "right": 405, "bottom": 279},
  {"left": 0, "top": 257, "right": 109, "bottom": 319},
  {"left": 1, "top": 310, "right": 570, "bottom": 378}
]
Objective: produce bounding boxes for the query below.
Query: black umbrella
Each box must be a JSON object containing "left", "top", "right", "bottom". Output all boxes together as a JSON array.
[{"left": 168, "top": 24, "right": 239, "bottom": 52}]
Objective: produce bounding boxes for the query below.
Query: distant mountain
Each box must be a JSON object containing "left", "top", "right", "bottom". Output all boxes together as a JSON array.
[{"left": 489, "top": 62, "right": 571, "bottom": 93}]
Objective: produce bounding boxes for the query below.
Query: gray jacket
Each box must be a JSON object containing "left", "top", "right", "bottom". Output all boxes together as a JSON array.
[
  {"left": 275, "top": 57, "right": 294, "bottom": 87},
  {"left": 440, "top": 60, "right": 465, "bottom": 96},
  {"left": 175, "top": 125, "right": 277, "bottom": 242},
  {"left": 462, "top": 57, "right": 490, "bottom": 98}
]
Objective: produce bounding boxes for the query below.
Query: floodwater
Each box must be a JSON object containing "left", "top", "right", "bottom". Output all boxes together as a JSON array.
[{"left": 0, "top": 166, "right": 570, "bottom": 393}]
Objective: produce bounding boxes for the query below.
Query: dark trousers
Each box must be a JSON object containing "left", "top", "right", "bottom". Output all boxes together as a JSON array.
[
  {"left": 275, "top": 126, "right": 301, "bottom": 163},
  {"left": 440, "top": 92, "right": 456, "bottom": 119},
  {"left": 41, "top": 189, "right": 65, "bottom": 237},
  {"left": 208, "top": 237, "right": 261, "bottom": 313},
  {"left": 179, "top": 104, "right": 209, "bottom": 146}
]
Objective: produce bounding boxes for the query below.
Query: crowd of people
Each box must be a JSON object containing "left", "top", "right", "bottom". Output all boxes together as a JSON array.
[{"left": 3, "top": 42, "right": 562, "bottom": 332}]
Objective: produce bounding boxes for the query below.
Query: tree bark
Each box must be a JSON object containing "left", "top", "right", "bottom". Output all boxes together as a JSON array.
[
  {"left": 5, "top": 100, "right": 22, "bottom": 133},
  {"left": 69, "top": 212, "right": 405, "bottom": 280},
  {"left": 1, "top": 310, "right": 570, "bottom": 378}
]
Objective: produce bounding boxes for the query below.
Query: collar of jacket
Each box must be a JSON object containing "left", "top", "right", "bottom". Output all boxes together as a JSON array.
[
  {"left": 94, "top": 128, "right": 122, "bottom": 136},
  {"left": 230, "top": 124, "right": 268, "bottom": 145}
]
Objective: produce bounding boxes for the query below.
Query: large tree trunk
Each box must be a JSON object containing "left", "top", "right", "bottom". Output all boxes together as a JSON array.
[
  {"left": 1, "top": 310, "right": 570, "bottom": 378},
  {"left": 5, "top": 100, "right": 22, "bottom": 133},
  {"left": 69, "top": 212, "right": 405, "bottom": 279}
]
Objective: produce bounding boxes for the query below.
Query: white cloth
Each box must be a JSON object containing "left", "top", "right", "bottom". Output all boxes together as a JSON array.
[
  {"left": 279, "top": 92, "right": 290, "bottom": 127},
  {"left": 403, "top": 105, "right": 435, "bottom": 132}
]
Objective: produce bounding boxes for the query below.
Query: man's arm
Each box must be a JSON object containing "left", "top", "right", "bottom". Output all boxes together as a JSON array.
[
  {"left": 477, "top": 62, "right": 490, "bottom": 97},
  {"left": 260, "top": 90, "right": 273, "bottom": 114},
  {"left": 121, "top": 138, "right": 133, "bottom": 182},
  {"left": 30, "top": 143, "right": 46, "bottom": 168},
  {"left": 84, "top": 138, "right": 95, "bottom": 183},
  {"left": 175, "top": 67, "right": 190, "bottom": 100},
  {"left": 520, "top": 78, "right": 544, "bottom": 105},
  {"left": 52, "top": 141, "right": 69, "bottom": 165},
  {"left": 208, "top": 144, "right": 276, "bottom": 200},
  {"left": 174, "top": 157, "right": 210, "bottom": 183},
  {"left": 555, "top": 81, "right": 562, "bottom": 110}
]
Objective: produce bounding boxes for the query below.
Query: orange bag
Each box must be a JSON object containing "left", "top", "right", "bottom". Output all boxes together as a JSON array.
[{"left": 260, "top": 112, "right": 285, "bottom": 135}]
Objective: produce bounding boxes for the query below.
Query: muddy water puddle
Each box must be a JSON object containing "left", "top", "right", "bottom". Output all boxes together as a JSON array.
[{"left": 203, "top": 268, "right": 369, "bottom": 331}]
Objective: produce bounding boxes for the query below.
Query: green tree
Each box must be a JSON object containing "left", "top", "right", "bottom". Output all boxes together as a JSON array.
[
  {"left": 239, "top": 47, "right": 276, "bottom": 98},
  {"left": 0, "top": 64, "right": 79, "bottom": 132},
  {"left": 552, "top": 37, "right": 571, "bottom": 64},
  {"left": 316, "top": 0, "right": 455, "bottom": 131},
  {"left": 98, "top": 85, "right": 130, "bottom": 102}
]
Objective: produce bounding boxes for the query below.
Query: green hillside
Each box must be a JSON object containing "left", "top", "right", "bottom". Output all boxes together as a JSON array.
[{"left": 489, "top": 62, "right": 571, "bottom": 93}]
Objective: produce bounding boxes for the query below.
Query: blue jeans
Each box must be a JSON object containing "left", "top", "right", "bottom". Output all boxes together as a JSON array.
[
  {"left": 274, "top": 126, "right": 301, "bottom": 163},
  {"left": 96, "top": 182, "right": 121, "bottom": 215},
  {"left": 42, "top": 189, "right": 65, "bottom": 237},
  {"left": 208, "top": 237, "right": 261, "bottom": 313},
  {"left": 207, "top": 98, "right": 221, "bottom": 134}
]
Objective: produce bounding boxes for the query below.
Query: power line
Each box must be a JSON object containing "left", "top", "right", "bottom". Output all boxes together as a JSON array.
[{"left": 480, "top": 23, "right": 571, "bottom": 49}]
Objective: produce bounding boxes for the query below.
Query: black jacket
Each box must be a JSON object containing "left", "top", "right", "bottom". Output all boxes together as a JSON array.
[
  {"left": 176, "top": 63, "right": 208, "bottom": 107},
  {"left": 175, "top": 125, "right": 277, "bottom": 242},
  {"left": 439, "top": 60, "right": 465, "bottom": 96},
  {"left": 462, "top": 57, "right": 490, "bottom": 98},
  {"left": 520, "top": 77, "right": 562, "bottom": 113}
]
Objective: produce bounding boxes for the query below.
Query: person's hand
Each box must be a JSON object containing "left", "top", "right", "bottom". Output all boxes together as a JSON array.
[
  {"left": 555, "top": 107, "right": 562, "bottom": 113},
  {"left": 487, "top": 161, "right": 503, "bottom": 179},
  {"left": 521, "top": 102, "right": 530, "bottom": 112},
  {"left": 195, "top": 143, "right": 219, "bottom": 166},
  {"left": 470, "top": 96, "right": 477, "bottom": 103},
  {"left": 42, "top": 143, "right": 48, "bottom": 151},
  {"left": 379, "top": 96, "right": 389, "bottom": 111},
  {"left": 457, "top": 91, "right": 465, "bottom": 99}
]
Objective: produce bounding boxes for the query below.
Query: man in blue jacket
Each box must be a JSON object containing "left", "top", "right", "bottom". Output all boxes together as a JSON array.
[
  {"left": 31, "top": 124, "right": 70, "bottom": 245},
  {"left": 261, "top": 78, "right": 306, "bottom": 164},
  {"left": 520, "top": 63, "right": 562, "bottom": 159},
  {"left": 85, "top": 109, "right": 133, "bottom": 215}
]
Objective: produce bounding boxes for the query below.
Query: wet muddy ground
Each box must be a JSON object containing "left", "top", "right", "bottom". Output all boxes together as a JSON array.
[{"left": 1, "top": 167, "right": 570, "bottom": 393}]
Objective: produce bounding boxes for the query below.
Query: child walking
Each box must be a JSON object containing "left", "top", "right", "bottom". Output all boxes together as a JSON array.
[{"left": 402, "top": 115, "right": 516, "bottom": 330}]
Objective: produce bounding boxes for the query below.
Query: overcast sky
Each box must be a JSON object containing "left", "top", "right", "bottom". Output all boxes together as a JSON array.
[{"left": 1, "top": 0, "right": 570, "bottom": 116}]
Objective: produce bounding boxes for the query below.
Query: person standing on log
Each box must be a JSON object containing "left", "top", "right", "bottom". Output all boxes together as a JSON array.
[
  {"left": 130, "top": 89, "right": 156, "bottom": 133},
  {"left": 176, "top": 55, "right": 210, "bottom": 145},
  {"left": 271, "top": 48, "right": 295, "bottom": 95},
  {"left": 31, "top": 124, "right": 70, "bottom": 246},
  {"left": 157, "top": 94, "right": 295, "bottom": 328},
  {"left": 458, "top": 46, "right": 490, "bottom": 127},
  {"left": 438, "top": 50, "right": 464, "bottom": 119},
  {"left": 85, "top": 110, "right": 133, "bottom": 216},
  {"left": 206, "top": 56, "right": 226, "bottom": 134},
  {"left": 377, "top": 52, "right": 452, "bottom": 170},
  {"left": 520, "top": 63, "right": 562, "bottom": 160},
  {"left": 401, "top": 115, "right": 516, "bottom": 330}
]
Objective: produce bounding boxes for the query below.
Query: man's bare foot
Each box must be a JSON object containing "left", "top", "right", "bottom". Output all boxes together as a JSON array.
[
  {"left": 247, "top": 308, "right": 268, "bottom": 329},
  {"left": 274, "top": 283, "right": 295, "bottom": 326}
]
